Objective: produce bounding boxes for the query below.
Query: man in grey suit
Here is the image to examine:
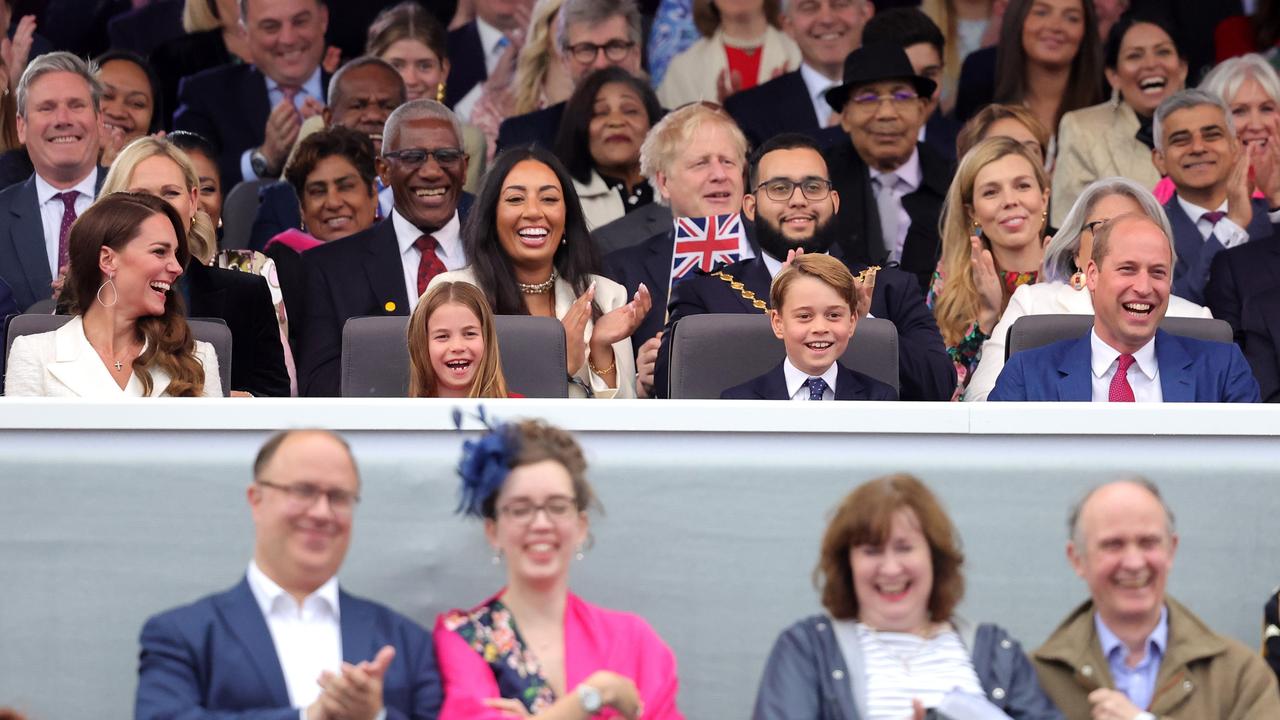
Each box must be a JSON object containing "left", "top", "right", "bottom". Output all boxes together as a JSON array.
[{"left": 0, "top": 52, "right": 104, "bottom": 312}]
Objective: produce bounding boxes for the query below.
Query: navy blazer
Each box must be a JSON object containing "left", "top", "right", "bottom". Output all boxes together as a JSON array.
[
  {"left": 824, "top": 139, "right": 954, "bottom": 293},
  {"left": 444, "top": 21, "right": 486, "bottom": 109},
  {"left": 135, "top": 577, "right": 442, "bottom": 720},
  {"left": 1240, "top": 286, "right": 1280, "bottom": 402},
  {"left": 989, "top": 328, "right": 1260, "bottom": 402},
  {"left": 642, "top": 253, "right": 955, "bottom": 401},
  {"left": 954, "top": 46, "right": 996, "bottom": 125},
  {"left": 173, "top": 64, "right": 330, "bottom": 186},
  {"left": 107, "top": 0, "right": 183, "bottom": 57},
  {"left": 1164, "top": 195, "right": 1273, "bottom": 306},
  {"left": 184, "top": 262, "right": 290, "bottom": 397},
  {"left": 721, "top": 361, "right": 898, "bottom": 400},
  {"left": 592, "top": 202, "right": 672, "bottom": 257},
  {"left": 722, "top": 70, "right": 847, "bottom": 150},
  {"left": 0, "top": 171, "right": 106, "bottom": 312},
  {"left": 1205, "top": 226, "right": 1280, "bottom": 344},
  {"left": 495, "top": 103, "right": 565, "bottom": 153}
]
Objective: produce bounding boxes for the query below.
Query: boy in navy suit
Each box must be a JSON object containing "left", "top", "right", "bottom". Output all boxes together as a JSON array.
[{"left": 721, "top": 253, "right": 898, "bottom": 400}]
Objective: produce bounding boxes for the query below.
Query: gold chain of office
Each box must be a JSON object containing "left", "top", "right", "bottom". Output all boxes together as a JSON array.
[{"left": 712, "top": 266, "right": 881, "bottom": 314}]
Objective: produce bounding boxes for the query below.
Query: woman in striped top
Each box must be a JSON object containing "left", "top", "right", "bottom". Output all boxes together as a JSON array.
[{"left": 752, "top": 474, "right": 1063, "bottom": 720}]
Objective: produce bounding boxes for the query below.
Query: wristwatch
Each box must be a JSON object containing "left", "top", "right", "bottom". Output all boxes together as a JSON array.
[
  {"left": 250, "top": 147, "right": 273, "bottom": 178},
  {"left": 577, "top": 684, "right": 603, "bottom": 713}
]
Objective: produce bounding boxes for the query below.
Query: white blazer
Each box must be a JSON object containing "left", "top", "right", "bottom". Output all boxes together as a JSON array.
[
  {"left": 427, "top": 268, "right": 637, "bottom": 399},
  {"left": 963, "top": 281, "right": 1212, "bottom": 402},
  {"left": 4, "top": 316, "right": 223, "bottom": 397},
  {"left": 657, "top": 26, "right": 801, "bottom": 109}
]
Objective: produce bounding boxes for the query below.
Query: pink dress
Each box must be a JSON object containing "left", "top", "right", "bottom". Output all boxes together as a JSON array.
[{"left": 433, "top": 591, "right": 683, "bottom": 719}]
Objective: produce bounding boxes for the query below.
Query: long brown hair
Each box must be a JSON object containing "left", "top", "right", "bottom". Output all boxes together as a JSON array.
[
  {"left": 64, "top": 192, "right": 206, "bottom": 397},
  {"left": 993, "top": 0, "right": 1104, "bottom": 129},
  {"left": 407, "top": 281, "right": 509, "bottom": 398}
]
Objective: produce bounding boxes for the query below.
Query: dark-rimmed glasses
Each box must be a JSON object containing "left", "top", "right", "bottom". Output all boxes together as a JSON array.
[
  {"left": 565, "top": 40, "right": 636, "bottom": 64},
  {"left": 382, "top": 147, "right": 466, "bottom": 168},
  {"left": 498, "top": 496, "right": 579, "bottom": 524},
  {"left": 755, "top": 177, "right": 834, "bottom": 202},
  {"left": 257, "top": 479, "right": 360, "bottom": 515}
]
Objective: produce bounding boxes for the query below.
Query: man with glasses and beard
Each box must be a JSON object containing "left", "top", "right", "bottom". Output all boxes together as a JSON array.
[{"left": 652, "top": 133, "right": 953, "bottom": 401}]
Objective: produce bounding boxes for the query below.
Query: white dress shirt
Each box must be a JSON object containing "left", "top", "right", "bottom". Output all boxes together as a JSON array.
[
  {"left": 869, "top": 149, "right": 921, "bottom": 262},
  {"left": 240, "top": 67, "right": 325, "bottom": 182},
  {"left": 1090, "top": 328, "right": 1162, "bottom": 402},
  {"left": 246, "top": 561, "right": 342, "bottom": 709},
  {"left": 453, "top": 18, "right": 509, "bottom": 121},
  {"left": 35, "top": 169, "right": 97, "bottom": 277},
  {"left": 393, "top": 209, "right": 464, "bottom": 311},
  {"left": 798, "top": 62, "right": 838, "bottom": 128},
  {"left": 783, "top": 357, "right": 838, "bottom": 400}
]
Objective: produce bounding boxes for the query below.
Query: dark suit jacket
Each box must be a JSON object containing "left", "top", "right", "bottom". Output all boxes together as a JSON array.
[
  {"left": 0, "top": 275, "right": 17, "bottom": 392},
  {"left": 723, "top": 70, "right": 847, "bottom": 150},
  {"left": 592, "top": 202, "right": 672, "bottom": 257},
  {"left": 135, "top": 577, "right": 442, "bottom": 720},
  {"left": 954, "top": 47, "right": 996, "bottom": 125},
  {"left": 642, "top": 253, "right": 955, "bottom": 401},
  {"left": 0, "top": 171, "right": 106, "bottom": 312},
  {"left": 923, "top": 111, "right": 959, "bottom": 164},
  {"left": 152, "top": 30, "right": 233, "bottom": 134},
  {"left": 173, "top": 63, "right": 329, "bottom": 186},
  {"left": 107, "top": 0, "right": 183, "bottom": 57},
  {"left": 250, "top": 180, "right": 304, "bottom": 252},
  {"left": 989, "top": 328, "right": 1260, "bottom": 402},
  {"left": 1164, "top": 195, "right": 1273, "bottom": 306},
  {"left": 1205, "top": 225, "right": 1280, "bottom": 344},
  {"left": 1240, "top": 286, "right": 1280, "bottom": 402},
  {"left": 445, "top": 21, "right": 487, "bottom": 109},
  {"left": 824, "top": 140, "right": 954, "bottom": 293},
  {"left": 721, "top": 361, "right": 898, "bottom": 400},
  {"left": 495, "top": 103, "right": 565, "bottom": 153},
  {"left": 183, "top": 262, "right": 290, "bottom": 397}
]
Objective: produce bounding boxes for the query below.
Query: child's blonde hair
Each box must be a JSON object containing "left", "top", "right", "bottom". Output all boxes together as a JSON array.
[{"left": 407, "top": 282, "right": 509, "bottom": 398}]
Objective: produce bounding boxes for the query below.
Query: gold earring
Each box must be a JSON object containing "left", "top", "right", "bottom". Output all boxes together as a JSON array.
[
  {"left": 436, "top": 82, "right": 446, "bottom": 103},
  {"left": 1070, "top": 271, "right": 1086, "bottom": 291}
]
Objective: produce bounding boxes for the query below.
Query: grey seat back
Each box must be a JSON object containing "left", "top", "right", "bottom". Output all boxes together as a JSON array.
[
  {"left": 1006, "top": 314, "right": 1234, "bottom": 359},
  {"left": 340, "top": 315, "right": 569, "bottom": 398},
  {"left": 5, "top": 314, "right": 233, "bottom": 396},
  {"left": 220, "top": 179, "right": 267, "bottom": 250},
  {"left": 667, "top": 313, "right": 899, "bottom": 398}
]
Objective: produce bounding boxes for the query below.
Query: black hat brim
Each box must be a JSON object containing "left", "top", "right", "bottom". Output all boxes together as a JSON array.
[{"left": 824, "top": 76, "right": 938, "bottom": 115}]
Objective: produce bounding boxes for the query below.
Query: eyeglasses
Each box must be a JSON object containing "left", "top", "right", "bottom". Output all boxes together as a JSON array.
[
  {"left": 382, "top": 147, "right": 466, "bottom": 168},
  {"left": 848, "top": 90, "right": 920, "bottom": 112},
  {"left": 565, "top": 40, "right": 636, "bottom": 64},
  {"left": 498, "top": 496, "right": 579, "bottom": 524},
  {"left": 1083, "top": 218, "right": 1111, "bottom": 236},
  {"left": 257, "top": 479, "right": 360, "bottom": 515},
  {"left": 755, "top": 177, "right": 833, "bottom": 202}
]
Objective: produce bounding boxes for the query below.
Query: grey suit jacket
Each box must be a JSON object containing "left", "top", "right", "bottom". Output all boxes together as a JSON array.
[
  {"left": 0, "top": 171, "right": 104, "bottom": 312},
  {"left": 591, "top": 202, "right": 672, "bottom": 256}
]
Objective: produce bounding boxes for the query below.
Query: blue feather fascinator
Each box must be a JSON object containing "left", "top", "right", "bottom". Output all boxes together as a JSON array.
[{"left": 453, "top": 406, "right": 520, "bottom": 519}]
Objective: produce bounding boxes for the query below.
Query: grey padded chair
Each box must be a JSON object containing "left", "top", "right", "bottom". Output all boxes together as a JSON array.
[
  {"left": 667, "top": 313, "right": 899, "bottom": 399},
  {"left": 340, "top": 314, "right": 569, "bottom": 398},
  {"left": 1006, "top": 314, "right": 1234, "bottom": 359},
  {"left": 4, "top": 314, "right": 233, "bottom": 396},
  {"left": 220, "top": 179, "right": 267, "bottom": 251}
]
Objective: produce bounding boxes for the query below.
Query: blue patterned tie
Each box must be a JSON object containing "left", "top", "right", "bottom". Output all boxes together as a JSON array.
[{"left": 805, "top": 377, "right": 828, "bottom": 401}]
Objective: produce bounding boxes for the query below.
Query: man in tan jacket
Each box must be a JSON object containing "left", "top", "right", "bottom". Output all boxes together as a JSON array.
[{"left": 1033, "top": 478, "right": 1280, "bottom": 720}]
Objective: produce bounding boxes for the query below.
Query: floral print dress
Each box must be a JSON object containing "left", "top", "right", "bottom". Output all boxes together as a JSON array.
[
  {"left": 441, "top": 596, "right": 556, "bottom": 713},
  {"left": 928, "top": 268, "right": 1038, "bottom": 401}
]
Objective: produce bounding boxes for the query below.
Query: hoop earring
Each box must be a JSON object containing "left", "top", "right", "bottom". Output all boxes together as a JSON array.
[
  {"left": 436, "top": 82, "right": 446, "bottom": 103},
  {"left": 96, "top": 275, "right": 118, "bottom": 307},
  {"left": 1069, "top": 270, "right": 1086, "bottom": 291}
]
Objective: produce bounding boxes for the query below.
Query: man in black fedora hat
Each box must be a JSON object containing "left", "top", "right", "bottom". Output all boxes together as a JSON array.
[{"left": 823, "top": 42, "right": 955, "bottom": 293}]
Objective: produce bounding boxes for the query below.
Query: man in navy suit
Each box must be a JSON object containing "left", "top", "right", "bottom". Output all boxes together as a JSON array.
[
  {"left": 991, "top": 214, "right": 1259, "bottom": 402},
  {"left": 298, "top": 101, "right": 471, "bottom": 397},
  {"left": 643, "top": 132, "right": 954, "bottom": 401},
  {"left": 723, "top": 0, "right": 872, "bottom": 151},
  {"left": 135, "top": 429, "right": 442, "bottom": 719},
  {"left": 1154, "top": 89, "right": 1280, "bottom": 306},
  {"left": 495, "top": 0, "right": 644, "bottom": 152},
  {"left": 0, "top": 52, "right": 105, "bottom": 312},
  {"left": 174, "top": 0, "right": 331, "bottom": 186}
]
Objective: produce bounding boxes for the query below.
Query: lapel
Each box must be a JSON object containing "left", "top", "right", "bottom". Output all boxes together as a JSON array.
[
  {"left": 899, "top": 144, "right": 950, "bottom": 275},
  {"left": 643, "top": 230, "right": 674, "bottom": 306},
  {"left": 183, "top": 262, "right": 226, "bottom": 319},
  {"left": 338, "top": 589, "right": 377, "bottom": 665},
  {"left": 752, "top": 362, "right": 789, "bottom": 399},
  {"left": 93, "top": 167, "right": 106, "bottom": 197},
  {"left": 1055, "top": 332, "right": 1095, "bottom": 401},
  {"left": 1153, "top": 329, "right": 1195, "bottom": 401},
  {"left": 212, "top": 579, "right": 290, "bottom": 704},
  {"left": 46, "top": 316, "right": 115, "bottom": 396},
  {"left": 242, "top": 65, "right": 273, "bottom": 141},
  {"left": 364, "top": 219, "right": 410, "bottom": 315},
  {"left": 834, "top": 364, "right": 865, "bottom": 400},
  {"left": 825, "top": 142, "right": 878, "bottom": 264},
  {"left": 1163, "top": 197, "right": 1200, "bottom": 278},
  {"left": 11, "top": 175, "right": 51, "bottom": 303},
  {"left": 1103, "top": 102, "right": 1150, "bottom": 181},
  {"left": 778, "top": 71, "right": 820, "bottom": 132}
]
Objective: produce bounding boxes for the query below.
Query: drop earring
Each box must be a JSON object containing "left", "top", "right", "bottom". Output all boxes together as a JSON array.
[
  {"left": 436, "top": 82, "right": 446, "bottom": 103},
  {"left": 491, "top": 549, "right": 503, "bottom": 565},
  {"left": 575, "top": 544, "right": 585, "bottom": 561},
  {"left": 1070, "top": 268, "right": 1086, "bottom": 291},
  {"left": 96, "top": 273, "right": 118, "bottom": 307}
]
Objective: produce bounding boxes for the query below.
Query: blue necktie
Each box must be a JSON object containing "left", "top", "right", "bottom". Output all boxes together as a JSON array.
[{"left": 805, "top": 377, "right": 829, "bottom": 401}]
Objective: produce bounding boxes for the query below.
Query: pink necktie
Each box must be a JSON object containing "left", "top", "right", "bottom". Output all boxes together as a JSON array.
[
  {"left": 1202, "top": 210, "right": 1226, "bottom": 226},
  {"left": 1108, "top": 354, "right": 1136, "bottom": 403},
  {"left": 54, "top": 191, "right": 77, "bottom": 273}
]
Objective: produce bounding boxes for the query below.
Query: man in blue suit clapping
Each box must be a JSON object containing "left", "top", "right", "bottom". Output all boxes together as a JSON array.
[
  {"left": 991, "top": 213, "right": 1259, "bottom": 403},
  {"left": 135, "top": 429, "right": 441, "bottom": 720}
]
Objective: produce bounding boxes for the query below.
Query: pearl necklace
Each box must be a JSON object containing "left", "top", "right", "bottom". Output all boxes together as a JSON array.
[{"left": 517, "top": 270, "right": 557, "bottom": 295}]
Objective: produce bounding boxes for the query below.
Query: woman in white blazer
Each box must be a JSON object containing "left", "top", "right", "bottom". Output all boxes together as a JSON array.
[
  {"left": 5, "top": 193, "right": 221, "bottom": 397},
  {"left": 428, "top": 146, "right": 649, "bottom": 398},
  {"left": 657, "top": 0, "right": 800, "bottom": 108},
  {"left": 965, "top": 177, "right": 1211, "bottom": 401}
]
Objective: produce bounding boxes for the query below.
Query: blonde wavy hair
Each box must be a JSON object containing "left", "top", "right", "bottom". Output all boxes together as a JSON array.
[
  {"left": 182, "top": 0, "right": 221, "bottom": 33},
  {"left": 512, "top": 0, "right": 566, "bottom": 116},
  {"left": 101, "top": 136, "right": 219, "bottom": 265},
  {"left": 934, "top": 136, "right": 1049, "bottom": 347}
]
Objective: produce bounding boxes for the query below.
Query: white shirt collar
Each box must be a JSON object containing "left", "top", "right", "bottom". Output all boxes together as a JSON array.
[
  {"left": 35, "top": 167, "right": 97, "bottom": 205},
  {"left": 246, "top": 560, "right": 340, "bottom": 619},
  {"left": 1089, "top": 327, "right": 1158, "bottom": 381},
  {"left": 1174, "top": 193, "right": 1227, "bottom": 224},
  {"left": 264, "top": 66, "right": 323, "bottom": 98},
  {"left": 799, "top": 63, "right": 838, "bottom": 109},
  {"left": 475, "top": 17, "right": 508, "bottom": 56},
  {"left": 868, "top": 147, "right": 921, "bottom": 192},
  {"left": 782, "top": 355, "right": 839, "bottom": 398},
  {"left": 392, "top": 208, "right": 462, "bottom": 263}
]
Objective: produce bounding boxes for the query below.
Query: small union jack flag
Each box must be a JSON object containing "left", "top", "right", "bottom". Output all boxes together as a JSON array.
[{"left": 670, "top": 212, "right": 747, "bottom": 286}]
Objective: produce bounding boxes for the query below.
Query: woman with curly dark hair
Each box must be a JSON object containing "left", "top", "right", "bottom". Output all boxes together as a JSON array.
[{"left": 5, "top": 192, "right": 219, "bottom": 396}]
